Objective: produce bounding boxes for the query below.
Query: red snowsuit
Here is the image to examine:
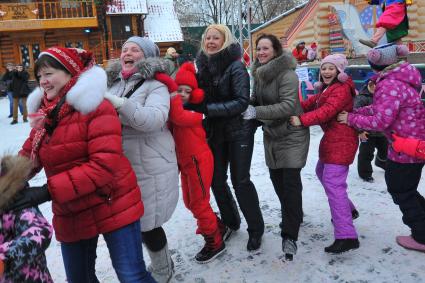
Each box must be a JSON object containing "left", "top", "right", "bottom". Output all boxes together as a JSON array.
[{"left": 169, "top": 95, "right": 217, "bottom": 235}]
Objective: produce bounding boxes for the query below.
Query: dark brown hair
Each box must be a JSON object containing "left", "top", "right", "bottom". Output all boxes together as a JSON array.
[
  {"left": 255, "top": 34, "right": 283, "bottom": 58},
  {"left": 34, "top": 55, "right": 71, "bottom": 82}
]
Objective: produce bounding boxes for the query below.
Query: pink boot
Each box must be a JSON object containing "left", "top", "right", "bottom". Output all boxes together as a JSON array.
[{"left": 396, "top": 235, "right": 425, "bottom": 252}]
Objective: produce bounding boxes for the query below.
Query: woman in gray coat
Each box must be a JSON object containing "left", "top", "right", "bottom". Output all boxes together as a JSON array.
[
  {"left": 105, "top": 36, "right": 178, "bottom": 283},
  {"left": 243, "top": 34, "right": 310, "bottom": 261}
]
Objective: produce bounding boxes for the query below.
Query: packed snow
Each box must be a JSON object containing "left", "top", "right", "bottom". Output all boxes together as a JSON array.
[{"left": 0, "top": 97, "right": 424, "bottom": 283}]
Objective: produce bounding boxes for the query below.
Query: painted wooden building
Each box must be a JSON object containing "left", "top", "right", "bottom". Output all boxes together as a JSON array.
[
  {"left": 0, "top": 0, "right": 105, "bottom": 77},
  {"left": 252, "top": 0, "right": 425, "bottom": 58},
  {"left": 0, "top": 0, "right": 183, "bottom": 76}
]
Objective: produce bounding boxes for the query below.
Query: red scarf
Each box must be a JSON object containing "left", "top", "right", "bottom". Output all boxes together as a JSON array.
[{"left": 30, "top": 76, "right": 77, "bottom": 164}]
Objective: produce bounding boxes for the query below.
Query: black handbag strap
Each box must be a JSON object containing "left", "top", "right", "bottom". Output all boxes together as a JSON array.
[
  {"left": 125, "top": 79, "right": 145, "bottom": 99},
  {"left": 45, "top": 95, "right": 67, "bottom": 135}
]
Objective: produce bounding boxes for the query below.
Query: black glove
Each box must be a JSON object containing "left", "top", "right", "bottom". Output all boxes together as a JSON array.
[
  {"left": 184, "top": 101, "right": 208, "bottom": 114},
  {"left": 6, "top": 184, "right": 51, "bottom": 212}
]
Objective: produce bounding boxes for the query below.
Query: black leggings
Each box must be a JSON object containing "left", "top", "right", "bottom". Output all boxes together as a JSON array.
[{"left": 142, "top": 227, "right": 167, "bottom": 252}]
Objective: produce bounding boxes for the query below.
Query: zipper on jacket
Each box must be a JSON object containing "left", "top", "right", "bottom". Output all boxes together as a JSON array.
[{"left": 192, "top": 156, "right": 206, "bottom": 198}]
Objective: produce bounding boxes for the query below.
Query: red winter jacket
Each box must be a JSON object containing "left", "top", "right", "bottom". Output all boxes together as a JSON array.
[
  {"left": 292, "top": 47, "right": 308, "bottom": 63},
  {"left": 21, "top": 66, "right": 143, "bottom": 242},
  {"left": 300, "top": 78, "right": 359, "bottom": 165},
  {"left": 169, "top": 95, "right": 211, "bottom": 159}
]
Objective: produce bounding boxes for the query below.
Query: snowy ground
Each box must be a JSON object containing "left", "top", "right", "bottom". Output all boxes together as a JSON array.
[{"left": 1, "top": 96, "right": 424, "bottom": 283}]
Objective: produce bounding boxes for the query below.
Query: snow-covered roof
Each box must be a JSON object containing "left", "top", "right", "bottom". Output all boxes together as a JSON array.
[
  {"left": 107, "top": 0, "right": 148, "bottom": 15},
  {"left": 144, "top": 0, "right": 183, "bottom": 42}
]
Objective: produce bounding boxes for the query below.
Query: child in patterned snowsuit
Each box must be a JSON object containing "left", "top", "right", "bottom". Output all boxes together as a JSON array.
[
  {"left": 338, "top": 44, "right": 425, "bottom": 252},
  {"left": 0, "top": 155, "right": 53, "bottom": 283},
  {"left": 167, "top": 62, "right": 226, "bottom": 263}
]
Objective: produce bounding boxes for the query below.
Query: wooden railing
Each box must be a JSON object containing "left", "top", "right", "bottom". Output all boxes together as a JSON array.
[{"left": 0, "top": 1, "right": 96, "bottom": 21}]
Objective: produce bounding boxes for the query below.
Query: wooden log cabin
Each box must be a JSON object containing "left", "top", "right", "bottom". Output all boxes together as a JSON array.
[
  {"left": 0, "top": 0, "right": 106, "bottom": 78},
  {"left": 0, "top": 0, "right": 183, "bottom": 78}
]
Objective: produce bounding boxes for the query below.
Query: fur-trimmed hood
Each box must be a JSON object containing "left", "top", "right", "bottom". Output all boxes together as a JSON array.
[
  {"left": 105, "top": 57, "right": 168, "bottom": 88},
  {"left": 27, "top": 65, "right": 107, "bottom": 115},
  {"left": 0, "top": 155, "right": 32, "bottom": 211},
  {"left": 196, "top": 43, "right": 242, "bottom": 77},
  {"left": 252, "top": 51, "right": 297, "bottom": 83}
]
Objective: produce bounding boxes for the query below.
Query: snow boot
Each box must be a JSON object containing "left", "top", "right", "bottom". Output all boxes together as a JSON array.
[
  {"left": 146, "top": 243, "right": 174, "bottom": 283},
  {"left": 195, "top": 229, "right": 226, "bottom": 263},
  {"left": 325, "top": 238, "right": 359, "bottom": 254},
  {"left": 216, "top": 215, "right": 235, "bottom": 241},
  {"left": 396, "top": 235, "right": 425, "bottom": 253},
  {"left": 359, "top": 39, "right": 377, "bottom": 48},
  {"left": 247, "top": 233, "right": 262, "bottom": 251},
  {"left": 282, "top": 237, "right": 297, "bottom": 261}
]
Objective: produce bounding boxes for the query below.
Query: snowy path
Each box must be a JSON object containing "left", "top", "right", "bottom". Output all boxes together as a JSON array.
[{"left": 0, "top": 97, "right": 424, "bottom": 283}]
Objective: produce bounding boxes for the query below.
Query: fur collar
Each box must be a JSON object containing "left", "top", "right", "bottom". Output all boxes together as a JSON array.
[
  {"left": 0, "top": 155, "right": 32, "bottom": 211},
  {"left": 27, "top": 66, "right": 107, "bottom": 115},
  {"left": 252, "top": 51, "right": 297, "bottom": 83},
  {"left": 196, "top": 43, "right": 242, "bottom": 77},
  {"left": 105, "top": 57, "right": 168, "bottom": 87}
]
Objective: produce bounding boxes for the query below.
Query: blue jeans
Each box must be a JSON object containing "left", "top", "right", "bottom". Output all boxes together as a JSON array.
[
  {"left": 61, "top": 221, "right": 156, "bottom": 283},
  {"left": 7, "top": 91, "right": 22, "bottom": 116}
]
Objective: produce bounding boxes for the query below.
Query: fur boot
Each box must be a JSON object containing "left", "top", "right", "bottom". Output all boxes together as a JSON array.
[{"left": 146, "top": 243, "right": 174, "bottom": 283}]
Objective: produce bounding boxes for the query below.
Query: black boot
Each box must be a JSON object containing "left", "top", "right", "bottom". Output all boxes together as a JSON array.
[
  {"left": 324, "top": 239, "right": 359, "bottom": 254},
  {"left": 10, "top": 120, "right": 17, "bottom": 125},
  {"left": 247, "top": 233, "right": 262, "bottom": 251},
  {"left": 195, "top": 230, "right": 226, "bottom": 263},
  {"left": 282, "top": 237, "right": 297, "bottom": 261}
]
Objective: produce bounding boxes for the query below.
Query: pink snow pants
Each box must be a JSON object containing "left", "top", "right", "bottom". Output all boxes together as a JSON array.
[{"left": 316, "top": 160, "right": 358, "bottom": 239}]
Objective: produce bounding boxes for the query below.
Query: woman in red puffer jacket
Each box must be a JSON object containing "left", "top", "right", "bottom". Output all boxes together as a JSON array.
[{"left": 6, "top": 47, "right": 155, "bottom": 282}]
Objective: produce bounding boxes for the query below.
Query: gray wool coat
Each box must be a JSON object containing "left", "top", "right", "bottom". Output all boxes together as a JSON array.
[
  {"left": 251, "top": 52, "right": 310, "bottom": 169},
  {"left": 106, "top": 58, "right": 179, "bottom": 232}
]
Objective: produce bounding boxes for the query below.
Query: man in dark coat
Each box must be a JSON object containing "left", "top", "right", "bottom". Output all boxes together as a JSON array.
[{"left": 10, "top": 64, "right": 29, "bottom": 124}]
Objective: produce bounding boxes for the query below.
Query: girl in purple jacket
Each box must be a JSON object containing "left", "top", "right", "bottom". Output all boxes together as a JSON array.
[{"left": 338, "top": 43, "right": 425, "bottom": 252}]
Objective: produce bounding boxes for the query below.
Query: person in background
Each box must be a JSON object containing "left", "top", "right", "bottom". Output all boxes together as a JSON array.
[
  {"left": 167, "top": 62, "right": 226, "bottom": 263},
  {"left": 354, "top": 77, "right": 387, "bottom": 182},
  {"left": 2, "top": 63, "right": 22, "bottom": 119},
  {"left": 8, "top": 46, "right": 154, "bottom": 282},
  {"left": 338, "top": 43, "right": 425, "bottom": 253},
  {"left": 10, "top": 64, "right": 29, "bottom": 124},
  {"left": 290, "top": 54, "right": 360, "bottom": 254},
  {"left": 0, "top": 154, "right": 53, "bottom": 283},
  {"left": 245, "top": 34, "right": 310, "bottom": 261},
  {"left": 164, "top": 47, "right": 179, "bottom": 78},
  {"left": 307, "top": 42, "right": 318, "bottom": 61},
  {"left": 292, "top": 41, "right": 308, "bottom": 63},
  {"left": 105, "top": 36, "right": 179, "bottom": 283},
  {"left": 184, "top": 24, "right": 265, "bottom": 251}
]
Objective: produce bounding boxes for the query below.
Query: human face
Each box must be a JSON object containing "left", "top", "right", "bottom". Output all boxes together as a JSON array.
[
  {"left": 256, "top": 38, "right": 275, "bottom": 64},
  {"left": 320, "top": 63, "right": 338, "bottom": 85},
  {"left": 204, "top": 28, "right": 225, "bottom": 55},
  {"left": 177, "top": 85, "right": 192, "bottom": 103},
  {"left": 16, "top": 65, "right": 23, "bottom": 72},
  {"left": 120, "top": 42, "right": 145, "bottom": 72},
  {"left": 37, "top": 66, "right": 72, "bottom": 100}
]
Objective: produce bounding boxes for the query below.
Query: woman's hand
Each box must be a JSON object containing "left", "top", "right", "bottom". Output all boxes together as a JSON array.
[
  {"left": 5, "top": 184, "right": 51, "bottom": 212},
  {"left": 337, "top": 111, "right": 348, "bottom": 124},
  {"left": 105, "top": 93, "right": 125, "bottom": 110},
  {"left": 242, "top": 105, "right": 256, "bottom": 120},
  {"left": 289, "top": 116, "right": 301, "bottom": 126}
]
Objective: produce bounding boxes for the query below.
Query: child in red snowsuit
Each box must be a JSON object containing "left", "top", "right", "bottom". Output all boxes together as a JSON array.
[{"left": 168, "top": 62, "right": 226, "bottom": 263}]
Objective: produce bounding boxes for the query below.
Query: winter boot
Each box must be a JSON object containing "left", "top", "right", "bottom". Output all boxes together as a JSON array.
[
  {"left": 195, "top": 229, "right": 226, "bottom": 263},
  {"left": 282, "top": 237, "right": 297, "bottom": 261},
  {"left": 396, "top": 235, "right": 425, "bottom": 252},
  {"left": 247, "top": 233, "right": 262, "bottom": 251},
  {"left": 324, "top": 239, "right": 359, "bottom": 254},
  {"left": 146, "top": 243, "right": 174, "bottom": 283},
  {"left": 216, "top": 214, "right": 235, "bottom": 241},
  {"left": 359, "top": 39, "right": 377, "bottom": 48}
]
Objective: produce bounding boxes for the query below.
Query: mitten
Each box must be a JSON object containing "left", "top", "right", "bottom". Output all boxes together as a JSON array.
[
  {"left": 392, "top": 134, "right": 419, "bottom": 158},
  {"left": 242, "top": 105, "right": 256, "bottom": 120},
  {"left": 155, "top": 72, "right": 178, "bottom": 93},
  {"left": 105, "top": 93, "right": 125, "bottom": 110},
  {"left": 5, "top": 184, "right": 51, "bottom": 212}
]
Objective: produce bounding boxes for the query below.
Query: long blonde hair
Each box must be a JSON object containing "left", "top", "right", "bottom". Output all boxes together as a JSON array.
[{"left": 201, "top": 24, "right": 236, "bottom": 55}]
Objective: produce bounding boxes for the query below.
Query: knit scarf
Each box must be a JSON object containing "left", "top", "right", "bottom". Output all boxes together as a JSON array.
[{"left": 30, "top": 76, "right": 77, "bottom": 164}]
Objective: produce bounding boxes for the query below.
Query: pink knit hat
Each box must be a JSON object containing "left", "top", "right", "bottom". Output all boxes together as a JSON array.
[
  {"left": 367, "top": 43, "right": 409, "bottom": 71},
  {"left": 315, "top": 53, "right": 348, "bottom": 91}
]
